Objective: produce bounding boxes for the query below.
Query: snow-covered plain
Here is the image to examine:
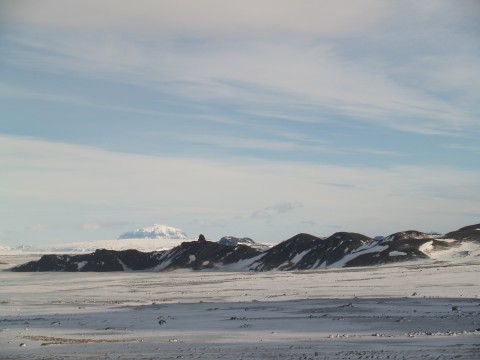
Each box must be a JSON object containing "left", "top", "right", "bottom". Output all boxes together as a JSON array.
[
  {"left": 0, "top": 237, "right": 190, "bottom": 255},
  {"left": 1, "top": 253, "right": 479, "bottom": 359}
]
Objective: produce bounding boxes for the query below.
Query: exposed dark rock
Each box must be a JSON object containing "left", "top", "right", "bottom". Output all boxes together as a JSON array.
[
  {"left": 250, "top": 233, "right": 319, "bottom": 271},
  {"left": 383, "top": 230, "right": 432, "bottom": 242},
  {"left": 443, "top": 223, "right": 480, "bottom": 242},
  {"left": 11, "top": 249, "right": 164, "bottom": 272},
  {"left": 12, "top": 241, "right": 262, "bottom": 272},
  {"left": 219, "top": 236, "right": 255, "bottom": 247},
  {"left": 159, "top": 240, "right": 260, "bottom": 271},
  {"left": 344, "top": 231, "right": 439, "bottom": 267},
  {"left": 10, "top": 223, "right": 480, "bottom": 272},
  {"left": 219, "top": 236, "right": 270, "bottom": 250},
  {"left": 299, "top": 232, "right": 372, "bottom": 268},
  {"left": 250, "top": 232, "right": 373, "bottom": 271}
]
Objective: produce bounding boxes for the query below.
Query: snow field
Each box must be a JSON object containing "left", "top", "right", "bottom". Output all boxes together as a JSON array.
[{"left": 1, "top": 255, "right": 479, "bottom": 359}]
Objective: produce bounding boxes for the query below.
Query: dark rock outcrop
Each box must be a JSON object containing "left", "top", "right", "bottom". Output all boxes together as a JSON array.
[
  {"left": 219, "top": 236, "right": 255, "bottom": 247},
  {"left": 156, "top": 240, "right": 260, "bottom": 271},
  {"left": 443, "top": 223, "right": 480, "bottom": 242},
  {"left": 11, "top": 241, "right": 261, "bottom": 272},
  {"left": 12, "top": 249, "right": 164, "bottom": 272},
  {"left": 219, "top": 236, "right": 270, "bottom": 250},
  {"left": 10, "top": 223, "right": 480, "bottom": 272},
  {"left": 250, "top": 233, "right": 320, "bottom": 271},
  {"left": 298, "top": 232, "right": 372, "bottom": 268}
]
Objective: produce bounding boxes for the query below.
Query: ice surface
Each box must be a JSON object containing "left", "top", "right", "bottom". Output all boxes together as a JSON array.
[
  {"left": 389, "top": 251, "right": 407, "bottom": 256},
  {"left": 1, "top": 254, "right": 479, "bottom": 359}
]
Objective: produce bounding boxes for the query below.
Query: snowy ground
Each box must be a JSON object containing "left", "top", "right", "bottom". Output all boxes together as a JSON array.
[
  {"left": 1, "top": 254, "right": 479, "bottom": 359},
  {"left": 0, "top": 237, "right": 190, "bottom": 254}
]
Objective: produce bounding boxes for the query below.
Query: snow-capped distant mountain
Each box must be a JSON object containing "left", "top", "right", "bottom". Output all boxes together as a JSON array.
[
  {"left": 0, "top": 224, "right": 191, "bottom": 255},
  {"left": 218, "top": 236, "right": 271, "bottom": 250},
  {"left": 118, "top": 224, "right": 190, "bottom": 240}
]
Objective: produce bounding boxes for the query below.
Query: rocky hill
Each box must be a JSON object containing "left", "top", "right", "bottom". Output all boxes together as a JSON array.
[
  {"left": 443, "top": 223, "right": 480, "bottom": 242},
  {"left": 11, "top": 223, "right": 480, "bottom": 272},
  {"left": 12, "top": 241, "right": 261, "bottom": 272},
  {"left": 218, "top": 236, "right": 270, "bottom": 250}
]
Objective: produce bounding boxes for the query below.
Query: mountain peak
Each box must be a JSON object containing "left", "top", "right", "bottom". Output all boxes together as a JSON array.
[
  {"left": 218, "top": 236, "right": 271, "bottom": 250},
  {"left": 118, "top": 224, "right": 189, "bottom": 240},
  {"left": 218, "top": 236, "right": 255, "bottom": 246}
]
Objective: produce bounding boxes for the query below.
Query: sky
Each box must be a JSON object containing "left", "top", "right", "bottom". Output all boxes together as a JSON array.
[{"left": 1, "top": 0, "right": 479, "bottom": 247}]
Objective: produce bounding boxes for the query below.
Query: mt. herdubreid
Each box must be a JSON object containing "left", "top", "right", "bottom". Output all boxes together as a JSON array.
[
  {"left": 12, "top": 224, "right": 480, "bottom": 272},
  {"left": 118, "top": 224, "right": 189, "bottom": 240}
]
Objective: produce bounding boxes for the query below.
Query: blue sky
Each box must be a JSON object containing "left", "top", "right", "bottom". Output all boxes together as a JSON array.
[{"left": 1, "top": 0, "right": 479, "bottom": 246}]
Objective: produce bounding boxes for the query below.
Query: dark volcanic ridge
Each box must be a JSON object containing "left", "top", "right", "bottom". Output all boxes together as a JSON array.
[
  {"left": 218, "top": 236, "right": 270, "bottom": 250},
  {"left": 11, "top": 223, "right": 480, "bottom": 272}
]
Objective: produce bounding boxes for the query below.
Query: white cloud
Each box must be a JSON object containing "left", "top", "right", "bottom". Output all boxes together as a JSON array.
[
  {"left": 2, "top": 23, "right": 476, "bottom": 137},
  {"left": 446, "top": 143, "right": 480, "bottom": 154},
  {"left": 190, "top": 219, "right": 227, "bottom": 229},
  {"left": 268, "top": 202, "right": 303, "bottom": 214},
  {"left": 178, "top": 133, "right": 330, "bottom": 153},
  {"left": 82, "top": 223, "right": 101, "bottom": 230},
  {"left": 251, "top": 210, "right": 272, "bottom": 221},
  {"left": 30, "top": 224, "right": 49, "bottom": 231},
  {"left": 1, "top": 0, "right": 391, "bottom": 37},
  {"left": 0, "top": 82, "right": 171, "bottom": 117},
  {"left": 250, "top": 202, "right": 303, "bottom": 223},
  {"left": 1, "top": 135, "right": 479, "bottom": 243},
  {"left": 1, "top": 2, "right": 479, "bottom": 245}
]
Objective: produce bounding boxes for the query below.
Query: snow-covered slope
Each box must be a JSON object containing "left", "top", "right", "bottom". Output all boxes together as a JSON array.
[
  {"left": 9, "top": 223, "right": 480, "bottom": 272},
  {"left": 249, "top": 227, "right": 480, "bottom": 271},
  {"left": 118, "top": 224, "right": 190, "bottom": 240}
]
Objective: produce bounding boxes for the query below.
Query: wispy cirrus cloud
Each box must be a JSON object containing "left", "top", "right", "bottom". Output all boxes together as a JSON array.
[
  {"left": 0, "top": 82, "right": 170, "bottom": 117},
  {"left": 250, "top": 210, "right": 272, "bottom": 221},
  {"left": 251, "top": 202, "right": 303, "bottom": 222},
  {"left": 1, "top": 2, "right": 478, "bottom": 138},
  {"left": 0, "top": 0, "right": 391, "bottom": 37},
  {"left": 268, "top": 202, "right": 304, "bottom": 214},
  {"left": 190, "top": 219, "right": 227, "bottom": 229},
  {"left": 82, "top": 223, "right": 101, "bottom": 231}
]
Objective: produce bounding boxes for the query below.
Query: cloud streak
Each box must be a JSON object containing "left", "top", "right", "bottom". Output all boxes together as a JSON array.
[
  {"left": 268, "top": 202, "right": 303, "bottom": 214},
  {"left": 1, "top": 2, "right": 478, "bottom": 138},
  {"left": 1, "top": 0, "right": 391, "bottom": 37},
  {"left": 1, "top": 135, "right": 479, "bottom": 244}
]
